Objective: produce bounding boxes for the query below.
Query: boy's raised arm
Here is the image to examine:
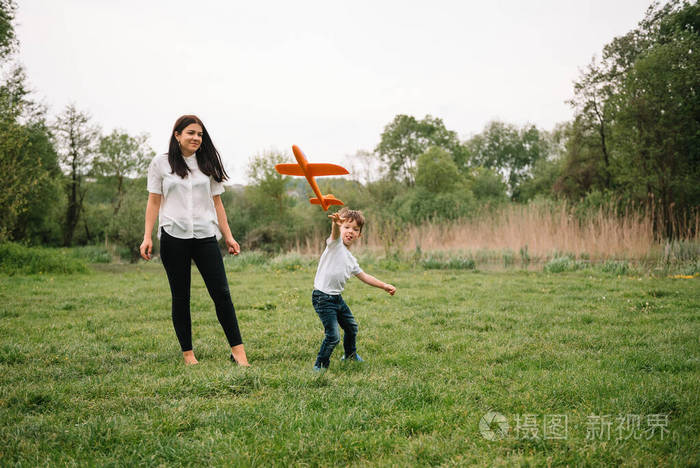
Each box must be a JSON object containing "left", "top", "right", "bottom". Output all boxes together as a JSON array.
[{"left": 328, "top": 213, "right": 343, "bottom": 240}]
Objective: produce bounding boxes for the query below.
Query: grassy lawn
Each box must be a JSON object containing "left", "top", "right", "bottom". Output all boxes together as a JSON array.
[{"left": 0, "top": 262, "right": 698, "bottom": 466}]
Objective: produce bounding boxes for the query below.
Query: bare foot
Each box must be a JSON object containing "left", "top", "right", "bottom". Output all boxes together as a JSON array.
[
  {"left": 183, "top": 350, "right": 199, "bottom": 365},
  {"left": 230, "top": 344, "right": 251, "bottom": 367}
]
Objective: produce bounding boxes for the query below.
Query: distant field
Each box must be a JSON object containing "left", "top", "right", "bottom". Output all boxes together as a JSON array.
[{"left": 1, "top": 263, "right": 698, "bottom": 466}]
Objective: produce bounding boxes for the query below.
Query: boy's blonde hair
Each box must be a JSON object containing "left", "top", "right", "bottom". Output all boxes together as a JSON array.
[{"left": 338, "top": 208, "right": 365, "bottom": 232}]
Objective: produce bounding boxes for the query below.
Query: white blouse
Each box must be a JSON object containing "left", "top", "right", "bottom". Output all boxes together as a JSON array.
[{"left": 147, "top": 153, "right": 225, "bottom": 240}]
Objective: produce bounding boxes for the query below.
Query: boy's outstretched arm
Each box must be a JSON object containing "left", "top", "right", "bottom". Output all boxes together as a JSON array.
[
  {"left": 356, "top": 272, "right": 396, "bottom": 295},
  {"left": 328, "top": 213, "right": 344, "bottom": 240}
]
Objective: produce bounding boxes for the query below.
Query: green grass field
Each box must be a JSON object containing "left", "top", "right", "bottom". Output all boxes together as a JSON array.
[{"left": 1, "top": 262, "right": 698, "bottom": 466}]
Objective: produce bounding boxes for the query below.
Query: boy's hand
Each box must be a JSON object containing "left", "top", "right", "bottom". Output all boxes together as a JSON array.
[
  {"left": 328, "top": 213, "right": 345, "bottom": 225},
  {"left": 383, "top": 283, "right": 396, "bottom": 296}
]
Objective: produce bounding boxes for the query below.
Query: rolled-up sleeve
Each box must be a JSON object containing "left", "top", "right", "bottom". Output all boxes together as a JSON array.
[
  {"left": 350, "top": 257, "right": 363, "bottom": 275},
  {"left": 147, "top": 157, "right": 162, "bottom": 194},
  {"left": 210, "top": 178, "right": 225, "bottom": 196}
]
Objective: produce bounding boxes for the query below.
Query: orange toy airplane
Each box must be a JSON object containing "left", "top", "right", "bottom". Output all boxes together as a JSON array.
[{"left": 275, "top": 145, "right": 349, "bottom": 211}]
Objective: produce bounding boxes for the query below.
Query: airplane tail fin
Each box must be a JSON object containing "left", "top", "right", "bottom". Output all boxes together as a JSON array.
[{"left": 309, "top": 194, "right": 344, "bottom": 210}]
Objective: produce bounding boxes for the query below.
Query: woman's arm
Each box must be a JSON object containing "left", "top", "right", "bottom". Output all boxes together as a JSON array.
[
  {"left": 139, "top": 193, "right": 161, "bottom": 260},
  {"left": 213, "top": 195, "right": 240, "bottom": 255}
]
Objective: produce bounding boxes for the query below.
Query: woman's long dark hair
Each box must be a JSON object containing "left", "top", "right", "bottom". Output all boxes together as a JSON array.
[{"left": 168, "top": 115, "right": 229, "bottom": 182}]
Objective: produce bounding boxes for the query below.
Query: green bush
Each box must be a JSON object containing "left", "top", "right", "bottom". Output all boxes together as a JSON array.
[
  {"left": 519, "top": 245, "right": 531, "bottom": 268},
  {"left": 601, "top": 260, "right": 630, "bottom": 275},
  {"left": 681, "top": 262, "right": 700, "bottom": 276},
  {"left": 393, "top": 187, "right": 475, "bottom": 224},
  {"left": 663, "top": 241, "right": 699, "bottom": 264},
  {"left": 377, "top": 256, "right": 403, "bottom": 271},
  {"left": 503, "top": 249, "right": 515, "bottom": 268},
  {"left": 0, "top": 243, "right": 88, "bottom": 275},
  {"left": 544, "top": 256, "right": 572, "bottom": 273},
  {"left": 222, "top": 251, "right": 269, "bottom": 272},
  {"left": 420, "top": 253, "right": 476, "bottom": 270},
  {"left": 446, "top": 257, "right": 476, "bottom": 270},
  {"left": 269, "top": 252, "right": 311, "bottom": 271},
  {"left": 244, "top": 224, "right": 292, "bottom": 254},
  {"left": 543, "top": 256, "right": 588, "bottom": 274},
  {"left": 69, "top": 245, "right": 112, "bottom": 263}
]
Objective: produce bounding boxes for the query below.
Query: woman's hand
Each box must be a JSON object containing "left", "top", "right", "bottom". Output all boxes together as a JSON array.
[
  {"left": 140, "top": 237, "right": 153, "bottom": 261},
  {"left": 225, "top": 236, "right": 240, "bottom": 255}
]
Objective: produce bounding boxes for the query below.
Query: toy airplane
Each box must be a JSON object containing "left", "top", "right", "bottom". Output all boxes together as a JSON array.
[{"left": 275, "top": 145, "right": 349, "bottom": 211}]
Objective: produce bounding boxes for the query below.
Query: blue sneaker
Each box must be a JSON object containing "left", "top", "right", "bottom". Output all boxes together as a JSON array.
[
  {"left": 341, "top": 353, "right": 364, "bottom": 362},
  {"left": 312, "top": 364, "right": 327, "bottom": 373}
]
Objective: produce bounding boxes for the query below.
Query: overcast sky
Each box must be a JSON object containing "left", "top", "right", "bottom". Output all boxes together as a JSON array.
[{"left": 15, "top": 0, "right": 652, "bottom": 184}]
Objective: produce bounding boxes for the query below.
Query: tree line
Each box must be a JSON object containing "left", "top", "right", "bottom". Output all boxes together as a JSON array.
[{"left": 1, "top": 0, "right": 698, "bottom": 258}]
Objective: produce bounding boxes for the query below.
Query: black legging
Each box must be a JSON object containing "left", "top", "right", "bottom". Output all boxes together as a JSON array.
[{"left": 159, "top": 228, "right": 242, "bottom": 351}]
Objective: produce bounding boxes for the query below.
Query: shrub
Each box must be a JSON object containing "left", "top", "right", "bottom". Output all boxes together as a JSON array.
[
  {"left": 519, "top": 245, "right": 531, "bottom": 268},
  {"left": 224, "top": 251, "right": 269, "bottom": 271},
  {"left": 269, "top": 252, "right": 310, "bottom": 271},
  {"left": 420, "top": 253, "right": 476, "bottom": 270},
  {"left": 446, "top": 257, "right": 476, "bottom": 270},
  {"left": 663, "top": 241, "right": 699, "bottom": 264},
  {"left": 601, "top": 260, "right": 630, "bottom": 275},
  {"left": 0, "top": 243, "right": 88, "bottom": 275},
  {"left": 543, "top": 256, "right": 572, "bottom": 273},
  {"left": 503, "top": 249, "right": 515, "bottom": 268},
  {"left": 543, "top": 256, "right": 588, "bottom": 273},
  {"left": 244, "top": 224, "right": 291, "bottom": 254},
  {"left": 70, "top": 245, "right": 112, "bottom": 263}
]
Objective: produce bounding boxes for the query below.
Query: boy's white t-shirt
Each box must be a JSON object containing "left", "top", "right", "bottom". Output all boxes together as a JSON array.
[{"left": 313, "top": 237, "right": 363, "bottom": 295}]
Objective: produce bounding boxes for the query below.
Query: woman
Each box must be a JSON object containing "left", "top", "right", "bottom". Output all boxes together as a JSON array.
[{"left": 139, "top": 115, "right": 250, "bottom": 366}]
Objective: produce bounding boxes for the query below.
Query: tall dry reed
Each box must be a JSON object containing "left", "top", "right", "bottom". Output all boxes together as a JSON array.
[{"left": 294, "top": 202, "right": 699, "bottom": 262}]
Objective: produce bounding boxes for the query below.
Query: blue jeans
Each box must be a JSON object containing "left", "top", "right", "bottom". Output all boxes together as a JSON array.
[{"left": 312, "top": 290, "right": 358, "bottom": 368}]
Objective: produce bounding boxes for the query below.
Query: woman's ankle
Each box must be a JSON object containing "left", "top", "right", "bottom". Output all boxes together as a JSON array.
[
  {"left": 230, "top": 344, "right": 251, "bottom": 366},
  {"left": 182, "top": 350, "right": 198, "bottom": 365}
]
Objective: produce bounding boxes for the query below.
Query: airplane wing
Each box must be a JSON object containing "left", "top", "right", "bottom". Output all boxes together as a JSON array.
[
  {"left": 275, "top": 163, "right": 349, "bottom": 177},
  {"left": 307, "top": 163, "right": 349, "bottom": 177},
  {"left": 275, "top": 164, "right": 305, "bottom": 176}
]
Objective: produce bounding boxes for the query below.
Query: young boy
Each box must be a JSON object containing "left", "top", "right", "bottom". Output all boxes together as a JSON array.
[{"left": 312, "top": 208, "right": 396, "bottom": 371}]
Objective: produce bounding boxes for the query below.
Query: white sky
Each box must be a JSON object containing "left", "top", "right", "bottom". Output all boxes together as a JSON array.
[{"left": 15, "top": 0, "right": 651, "bottom": 184}]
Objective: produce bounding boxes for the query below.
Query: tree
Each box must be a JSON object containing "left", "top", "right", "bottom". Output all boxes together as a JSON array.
[
  {"left": 108, "top": 182, "right": 150, "bottom": 262},
  {"left": 415, "top": 147, "right": 462, "bottom": 194},
  {"left": 612, "top": 19, "right": 700, "bottom": 237},
  {"left": 561, "top": 0, "right": 700, "bottom": 237},
  {"left": 93, "top": 130, "right": 154, "bottom": 218},
  {"left": 246, "top": 150, "right": 292, "bottom": 219},
  {"left": 344, "top": 149, "right": 382, "bottom": 185},
  {"left": 465, "top": 167, "right": 509, "bottom": 203},
  {"left": 518, "top": 123, "right": 567, "bottom": 202},
  {"left": 0, "top": 0, "right": 17, "bottom": 61},
  {"left": 567, "top": 60, "right": 614, "bottom": 190},
  {"left": 241, "top": 151, "right": 295, "bottom": 251},
  {"left": 0, "top": 64, "right": 63, "bottom": 243},
  {"left": 375, "top": 114, "right": 467, "bottom": 184},
  {"left": 554, "top": 117, "right": 610, "bottom": 200},
  {"left": 52, "top": 104, "right": 100, "bottom": 246},
  {"left": 467, "top": 121, "right": 549, "bottom": 200}
]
